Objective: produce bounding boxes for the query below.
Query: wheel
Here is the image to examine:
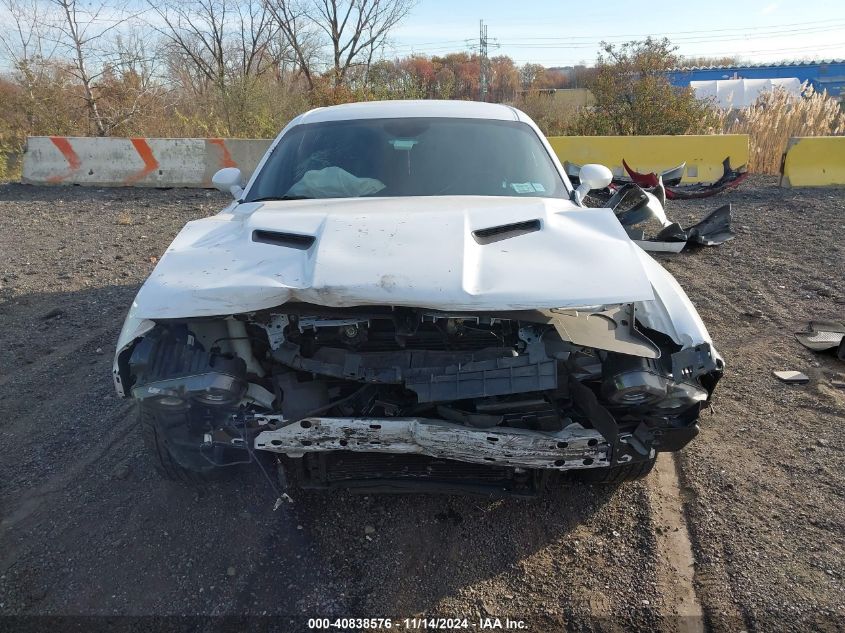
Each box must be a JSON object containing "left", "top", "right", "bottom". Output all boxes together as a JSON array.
[
  {"left": 138, "top": 402, "right": 227, "bottom": 483},
  {"left": 573, "top": 458, "right": 656, "bottom": 484}
]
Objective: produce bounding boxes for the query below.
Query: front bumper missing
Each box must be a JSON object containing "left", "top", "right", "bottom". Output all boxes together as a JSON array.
[{"left": 254, "top": 417, "right": 612, "bottom": 471}]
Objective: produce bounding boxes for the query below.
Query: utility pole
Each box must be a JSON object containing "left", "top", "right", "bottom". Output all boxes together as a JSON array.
[{"left": 479, "top": 19, "right": 489, "bottom": 101}]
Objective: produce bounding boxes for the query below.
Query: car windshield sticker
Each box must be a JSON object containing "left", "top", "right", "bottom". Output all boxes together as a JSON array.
[{"left": 511, "top": 182, "right": 535, "bottom": 194}]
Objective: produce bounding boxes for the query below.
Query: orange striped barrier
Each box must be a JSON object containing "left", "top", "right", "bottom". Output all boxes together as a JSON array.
[
  {"left": 46, "top": 137, "right": 82, "bottom": 183},
  {"left": 22, "top": 137, "right": 273, "bottom": 187}
]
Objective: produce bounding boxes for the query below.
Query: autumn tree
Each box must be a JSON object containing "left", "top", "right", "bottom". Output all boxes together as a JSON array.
[
  {"left": 488, "top": 55, "right": 518, "bottom": 102},
  {"left": 518, "top": 63, "right": 544, "bottom": 91},
  {"left": 576, "top": 37, "right": 718, "bottom": 135}
]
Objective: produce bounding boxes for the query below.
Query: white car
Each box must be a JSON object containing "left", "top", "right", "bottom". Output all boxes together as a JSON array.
[{"left": 113, "top": 100, "right": 723, "bottom": 495}]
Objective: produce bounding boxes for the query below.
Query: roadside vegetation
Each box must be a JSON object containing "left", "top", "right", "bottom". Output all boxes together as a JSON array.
[
  {"left": 0, "top": 0, "right": 842, "bottom": 179},
  {"left": 719, "top": 84, "right": 845, "bottom": 173}
]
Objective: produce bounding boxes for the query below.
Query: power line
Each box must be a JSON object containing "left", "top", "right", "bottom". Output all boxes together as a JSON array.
[
  {"left": 499, "top": 24, "right": 845, "bottom": 48},
  {"left": 383, "top": 18, "right": 845, "bottom": 55},
  {"left": 472, "top": 17, "right": 845, "bottom": 40}
]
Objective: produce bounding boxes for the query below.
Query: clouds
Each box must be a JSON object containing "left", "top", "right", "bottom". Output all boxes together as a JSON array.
[{"left": 761, "top": 3, "right": 780, "bottom": 15}]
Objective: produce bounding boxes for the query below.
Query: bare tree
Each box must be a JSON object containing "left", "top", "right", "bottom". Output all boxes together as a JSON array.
[
  {"left": 147, "top": 0, "right": 285, "bottom": 131},
  {"left": 101, "top": 30, "right": 164, "bottom": 132},
  {"left": 148, "top": 0, "right": 281, "bottom": 91},
  {"left": 0, "top": 0, "right": 60, "bottom": 118},
  {"left": 266, "top": 0, "right": 414, "bottom": 89},
  {"left": 0, "top": 0, "right": 56, "bottom": 69},
  {"left": 45, "top": 0, "right": 150, "bottom": 135},
  {"left": 262, "top": 0, "right": 318, "bottom": 88}
]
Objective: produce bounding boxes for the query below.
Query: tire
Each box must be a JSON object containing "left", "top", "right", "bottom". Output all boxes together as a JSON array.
[
  {"left": 139, "top": 402, "right": 224, "bottom": 483},
  {"left": 573, "top": 457, "right": 656, "bottom": 484}
]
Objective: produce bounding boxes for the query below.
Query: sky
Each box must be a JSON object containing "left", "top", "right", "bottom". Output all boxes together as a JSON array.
[
  {"left": 386, "top": 0, "right": 845, "bottom": 66},
  {"left": 1, "top": 0, "right": 844, "bottom": 74}
]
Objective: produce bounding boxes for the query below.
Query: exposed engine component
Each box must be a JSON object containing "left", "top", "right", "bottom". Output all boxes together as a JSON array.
[{"left": 121, "top": 304, "right": 721, "bottom": 488}]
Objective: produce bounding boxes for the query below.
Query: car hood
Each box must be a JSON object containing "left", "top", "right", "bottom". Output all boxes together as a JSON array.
[{"left": 132, "top": 196, "right": 655, "bottom": 318}]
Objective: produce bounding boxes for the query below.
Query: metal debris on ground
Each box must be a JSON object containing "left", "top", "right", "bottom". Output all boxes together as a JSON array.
[
  {"left": 273, "top": 494, "right": 294, "bottom": 511},
  {"left": 773, "top": 370, "right": 810, "bottom": 384},
  {"left": 795, "top": 321, "right": 845, "bottom": 362}
]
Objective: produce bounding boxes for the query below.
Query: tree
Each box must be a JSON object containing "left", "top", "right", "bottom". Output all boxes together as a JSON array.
[
  {"left": 489, "top": 55, "right": 518, "bottom": 102},
  {"left": 265, "top": 0, "right": 414, "bottom": 89},
  {"left": 577, "top": 37, "right": 718, "bottom": 135},
  {"left": 518, "top": 63, "right": 544, "bottom": 91},
  {"left": 432, "top": 52, "right": 478, "bottom": 99},
  {"left": 0, "top": 0, "right": 60, "bottom": 132},
  {"left": 149, "top": 0, "right": 281, "bottom": 90},
  {"left": 46, "top": 0, "right": 151, "bottom": 136},
  {"left": 0, "top": 0, "right": 57, "bottom": 76},
  {"left": 148, "top": 0, "right": 291, "bottom": 134}
]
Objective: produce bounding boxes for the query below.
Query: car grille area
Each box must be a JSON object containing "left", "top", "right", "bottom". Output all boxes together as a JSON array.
[{"left": 292, "top": 452, "right": 549, "bottom": 496}]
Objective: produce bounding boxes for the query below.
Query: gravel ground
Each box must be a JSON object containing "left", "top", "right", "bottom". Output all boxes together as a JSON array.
[{"left": 0, "top": 177, "right": 843, "bottom": 631}]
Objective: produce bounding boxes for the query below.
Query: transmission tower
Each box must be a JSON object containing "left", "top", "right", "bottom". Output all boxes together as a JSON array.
[{"left": 479, "top": 19, "right": 489, "bottom": 101}]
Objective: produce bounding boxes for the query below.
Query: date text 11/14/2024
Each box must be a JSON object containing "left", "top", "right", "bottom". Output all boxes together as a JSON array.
[{"left": 307, "top": 617, "right": 529, "bottom": 630}]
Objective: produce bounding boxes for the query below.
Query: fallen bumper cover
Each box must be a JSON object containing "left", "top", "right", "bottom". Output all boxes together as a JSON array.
[{"left": 254, "top": 417, "right": 612, "bottom": 471}]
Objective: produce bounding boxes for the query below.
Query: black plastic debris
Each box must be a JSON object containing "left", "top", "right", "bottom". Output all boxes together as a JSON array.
[
  {"left": 685, "top": 204, "right": 735, "bottom": 246},
  {"left": 609, "top": 188, "right": 734, "bottom": 253},
  {"left": 655, "top": 222, "right": 687, "bottom": 243}
]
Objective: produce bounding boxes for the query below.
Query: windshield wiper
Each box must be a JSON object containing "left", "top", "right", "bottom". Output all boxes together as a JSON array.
[{"left": 249, "top": 195, "right": 314, "bottom": 202}]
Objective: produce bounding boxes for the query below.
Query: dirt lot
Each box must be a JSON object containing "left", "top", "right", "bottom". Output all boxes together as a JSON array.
[{"left": 0, "top": 176, "right": 843, "bottom": 631}]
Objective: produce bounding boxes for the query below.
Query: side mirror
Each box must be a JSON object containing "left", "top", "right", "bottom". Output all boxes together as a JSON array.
[
  {"left": 212, "top": 167, "right": 243, "bottom": 199},
  {"left": 575, "top": 163, "right": 613, "bottom": 202}
]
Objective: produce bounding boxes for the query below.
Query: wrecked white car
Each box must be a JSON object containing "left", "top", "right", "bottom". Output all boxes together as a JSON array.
[{"left": 113, "top": 101, "right": 723, "bottom": 495}]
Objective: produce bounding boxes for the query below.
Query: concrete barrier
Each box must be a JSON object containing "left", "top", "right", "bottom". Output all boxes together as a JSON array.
[
  {"left": 780, "top": 136, "right": 845, "bottom": 187},
  {"left": 547, "top": 134, "right": 750, "bottom": 184},
  {"left": 23, "top": 136, "right": 272, "bottom": 187},
  {"left": 25, "top": 133, "right": 753, "bottom": 188}
]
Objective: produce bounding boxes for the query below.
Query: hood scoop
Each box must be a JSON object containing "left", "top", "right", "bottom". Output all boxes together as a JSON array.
[
  {"left": 133, "top": 196, "right": 655, "bottom": 318},
  {"left": 472, "top": 219, "right": 541, "bottom": 245},
  {"left": 252, "top": 229, "right": 315, "bottom": 250}
]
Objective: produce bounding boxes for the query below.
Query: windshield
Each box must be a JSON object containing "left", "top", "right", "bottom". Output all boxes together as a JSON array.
[{"left": 245, "top": 117, "right": 568, "bottom": 201}]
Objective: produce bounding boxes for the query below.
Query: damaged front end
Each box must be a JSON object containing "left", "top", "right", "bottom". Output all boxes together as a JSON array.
[{"left": 116, "top": 301, "right": 722, "bottom": 495}]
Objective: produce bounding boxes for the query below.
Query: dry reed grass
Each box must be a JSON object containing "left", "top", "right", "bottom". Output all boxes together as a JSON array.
[{"left": 719, "top": 85, "right": 845, "bottom": 174}]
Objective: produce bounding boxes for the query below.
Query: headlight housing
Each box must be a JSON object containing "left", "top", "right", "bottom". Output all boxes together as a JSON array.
[
  {"left": 601, "top": 355, "right": 668, "bottom": 405},
  {"left": 132, "top": 372, "right": 246, "bottom": 408},
  {"left": 128, "top": 325, "right": 248, "bottom": 410},
  {"left": 601, "top": 353, "right": 709, "bottom": 412}
]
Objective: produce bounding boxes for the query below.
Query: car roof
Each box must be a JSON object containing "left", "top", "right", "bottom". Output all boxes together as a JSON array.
[{"left": 297, "top": 100, "right": 526, "bottom": 124}]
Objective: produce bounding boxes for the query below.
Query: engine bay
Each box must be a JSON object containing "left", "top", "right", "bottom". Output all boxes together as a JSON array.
[{"left": 119, "top": 303, "right": 722, "bottom": 477}]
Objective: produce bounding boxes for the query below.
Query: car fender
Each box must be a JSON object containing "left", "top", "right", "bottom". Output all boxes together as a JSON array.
[{"left": 633, "top": 247, "right": 713, "bottom": 349}]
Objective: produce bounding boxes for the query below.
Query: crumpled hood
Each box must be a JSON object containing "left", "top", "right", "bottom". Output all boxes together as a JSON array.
[{"left": 132, "top": 196, "right": 655, "bottom": 318}]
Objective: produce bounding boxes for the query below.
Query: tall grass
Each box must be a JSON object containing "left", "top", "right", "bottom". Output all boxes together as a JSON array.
[{"left": 720, "top": 85, "right": 845, "bottom": 174}]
